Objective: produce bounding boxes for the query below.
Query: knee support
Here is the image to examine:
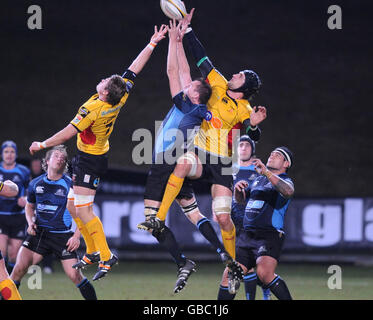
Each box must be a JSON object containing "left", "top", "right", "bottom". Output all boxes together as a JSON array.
[
  {"left": 144, "top": 206, "right": 159, "bottom": 219},
  {"left": 177, "top": 152, "right": 198, "bottom": 177},
  {"left": 212, "top": 196, "right": 232, "bottom": 215},
  {"left": 74, "top": 194, "right": 95, "bottom": 208}
]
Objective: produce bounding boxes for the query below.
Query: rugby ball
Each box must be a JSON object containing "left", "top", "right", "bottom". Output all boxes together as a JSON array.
[{"left": 160, "top": 0, "right": 187, "bottom": 20}]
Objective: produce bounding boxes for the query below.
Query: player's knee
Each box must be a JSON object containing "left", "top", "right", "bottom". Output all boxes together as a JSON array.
[
  {"left": 213, "top": 196, "right": 233, "bottom": 228},
  {"left": 256, "top": 267, "right": 274, "bottom": 285},
  {"left": 176, "top": 153, "right": 199, "bottom": 178},
  {"left": 68, "top": 269, "right": 83, "bottom": 285}
]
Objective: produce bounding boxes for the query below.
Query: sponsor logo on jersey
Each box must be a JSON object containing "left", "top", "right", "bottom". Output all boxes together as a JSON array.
[
  {"left": 210, "top": 116, "right": 223, "bottom": 129},
  {"left": 72, "top": 115, "right": 82, "bottom": 124},
  {"left": 0, "top": 175, "right": 3, "bottom": 181},
  {"left": 12, "top": 175, "right": 21, "bottom": 183},
  {"left": 93, "top": 178, "right": 100, "bottom": 188},
  {"left": 78, "top": 106, "right": 90, "bottom": 118},
  {"left": 101, "top": 105, "right": 121, "bottom": 116},
  {"left": 249, "top": 174, "right": 257, "bottom": 180},
  {"left": 222, "top": 98, "right": 229, "bottom": 104},
  {"left": 55, "top": 189, "right": 65, "bottom": 197},
  {"left": 36, "top": 186, "right": 44, "bottom": 194}
]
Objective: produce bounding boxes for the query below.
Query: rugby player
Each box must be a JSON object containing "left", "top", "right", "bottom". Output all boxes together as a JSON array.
[
  {"left": 138, "top": 20, "right": 239, "bottom": 294},
  {"left": 29, "top": 25, "right": 168, "bottom": 280},
  {"left": 0, "top": 141, "right": 31, "bottom": 275},
  {"left": 0, "top": 180, "right": 21, "bottom": 300},
  {"left": 226, "top": 146, "right": 295, "bottom": 300},
  {"left": 142, "top": 9, "right": 267, "bottom": 273},
  {"left": 219, "top": 135, "right": 270, "bottom": 300},
  {"left": 11, "top": 146, "right": 97, "bottom": 300}
]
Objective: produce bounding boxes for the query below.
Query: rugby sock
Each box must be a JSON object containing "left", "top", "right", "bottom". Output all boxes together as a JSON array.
[
  {"left": 197, "top": 218, "right": 225, "bottom": 253},
  {"left": 0, "top": 278, "right": 22, "bottom": 300},
  {"left": 217, "top": 285, "right": 236, "bottom": 300},
  {"left": 77, "top": 277, "right": 97, "bottom": 300},
  {"left": 156, "top": 174, "right": 184, "bottom": 221},
  {"left": 262, "top": 287, "right": 272, "bottom": 300},
  {"left": 74, "top": 217, "right": 97, "bottom": 254},
  {"left": 220, "top": 225, "right": 236, "bottom": 259},
  {"left": 265, "top": 275, "right": 292, "bottom": 300},
  {"left": 85, "top": 216, "right": 111, "bottom": 261},
  {"left": 152, "top": 226, "right": 187, "bottom": 268},
  {"left": 243, "top": 272, "right": 257, "bottom": 300}
]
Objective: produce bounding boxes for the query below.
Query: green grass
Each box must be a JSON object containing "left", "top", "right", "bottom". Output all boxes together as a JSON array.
[{"left": 17, "top": 261, "right": 373, "bottom": 300}]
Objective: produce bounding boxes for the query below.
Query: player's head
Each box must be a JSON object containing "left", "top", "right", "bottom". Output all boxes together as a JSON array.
[
  {"left": 184, "top": 78, "right": 212, "bottom": 105},
  {"left": 228, "top": 70, "right": 261, "bottom": 100},
  {"left": 238, "top": 135, "right": 255, "bottom": 162},
  {"left": 96, "top": 75, "right": 126, "bottom": 106},
  {"left": 266, "top": 146, "right": 293, "bottom": 172},
  {"left": 1, "top": 140, "right": 17, "bottom": 165},
  {"left": 42, "top": 145, "right": 69, "bottom": 175}
]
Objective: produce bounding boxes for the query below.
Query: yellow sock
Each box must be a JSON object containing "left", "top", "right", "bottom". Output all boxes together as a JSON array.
[
  {"left": 74, "top": 217, "right": 97, "bottom": 254},
  {"left": 0, "top": 278, "right": 22, "bottom": 300},
  {"left": 157, "top": 174, "right": 184, "bottom": 221},
  {"left": 221, "top": 225, "right": 236, "bottom": 259},
  {"left": 85, "top": 216, "right": 111, "bottom": 261}
]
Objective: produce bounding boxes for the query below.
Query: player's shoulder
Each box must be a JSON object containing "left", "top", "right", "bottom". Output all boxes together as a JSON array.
[
  {"left": 29, "top": 174, "right": 46, "bottom": 188},
  {"left": 81, "top": 94, "right": 107, "bottom": 111},
  {"left": 15, "top": 164, "right": 30, "bottom": 177},
  {"left": 237, "top": 98, "right": 252, "bottom": 111},
  {"left": 279, "top": 173, "right": 294, "bottom": 185},
  {"left": 62, "top": 174, "right": 72, "bottom": 185}
]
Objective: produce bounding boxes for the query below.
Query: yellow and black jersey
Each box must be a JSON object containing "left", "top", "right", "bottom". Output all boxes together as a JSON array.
[
  {"left": 70, "top": 71, "right": 135, "bottom": 155},
  {"left": 194, "top": 69, "right": 253, "bottom": 157}
]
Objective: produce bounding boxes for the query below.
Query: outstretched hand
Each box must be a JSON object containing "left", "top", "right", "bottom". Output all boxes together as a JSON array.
[
  {"left": 150, "top": 24, "right": 168, "bottom": 44},
  {"left": 250, "top": 106, "right": 267, "bottom": 127},
  {"left": 181, "top": 7, "right": 195, "bottom": 28}
]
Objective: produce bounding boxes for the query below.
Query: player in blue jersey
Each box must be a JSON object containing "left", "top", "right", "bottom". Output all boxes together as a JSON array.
[
  {"left": 0, "top": 141, "right": 31, "bottom": 274},
  {"left": 138, "top": 21, "right": 241, "bottom": 293},
  {"left": 229, "top": 146, "right": 294, "bottom": 300},
  {"left": 10, "top": 146, "right": 97, "bottom": 300},
  {"left": 0, "top": 180, "right": 22, "bottom": 300},
  {"left": 218, "top": 135, "right": 271, "bottom": 300}
]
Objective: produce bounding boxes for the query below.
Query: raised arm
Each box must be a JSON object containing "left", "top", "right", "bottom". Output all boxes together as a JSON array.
[
  {"left": 29, "top": 124, "right": 78, "bottom": 155},
  {"left": 128, "top": 25, "right": 168, "bottom": 75},
  {"left": 167, "top": 20, "right": 182, "bottom": 97},
  {"left": 176, "top": 22, "right": 192, "bottom": 89},
  {"left": 181, "top": 8, "right": 214, "bottom": 79}
]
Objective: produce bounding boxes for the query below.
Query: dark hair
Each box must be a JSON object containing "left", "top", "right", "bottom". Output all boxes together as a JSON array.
[
  {"left": 105, "top": 75, "right": 127, "bottom": 106},
  {"left": 195, "top": 78, "right": 212, "bottom": 105},
  {"left": 42, "top": 145, "right": 68, "bottom": 173}
]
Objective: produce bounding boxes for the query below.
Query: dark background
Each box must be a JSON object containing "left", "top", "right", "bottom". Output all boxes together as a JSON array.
[{"left": 1, "top": 0, "right": 372, "bottom": 197}]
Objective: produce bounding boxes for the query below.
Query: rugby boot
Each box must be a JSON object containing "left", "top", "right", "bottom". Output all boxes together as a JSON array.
[
  {"left": 174, "top": 259, "right": 197, "bottom": 294},
  {"left": 92, "top": 254, "right": 118, "bottom": 281},
  {"left": 220, "top": 252, "right": 244, "bottom": 281},
  {"left": 72, "top": 252, "right": 100, "bottom": 270},
  {"left": 137, "top": 216, "right": 165, "bottom": 232},
  {"left": 227, "top": 270, "right": 241, "bottom": 294}
]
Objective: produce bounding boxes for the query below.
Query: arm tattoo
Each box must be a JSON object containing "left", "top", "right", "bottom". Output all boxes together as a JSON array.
[{"left": 273, "top": 178, "right": 294, "bottom": 199}]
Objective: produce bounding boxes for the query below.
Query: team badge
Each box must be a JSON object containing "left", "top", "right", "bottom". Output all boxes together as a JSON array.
[
  {"left": 78, "top": 106, "right": 90, "bottom": 118},
  {"left": 205, "top": 111, "right": 213, "bottom": 121}
]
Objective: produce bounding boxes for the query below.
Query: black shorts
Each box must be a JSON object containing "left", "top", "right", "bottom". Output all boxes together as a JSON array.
[
  {"left": 236, "top": 229, "right": 285, "bottom": 270},
  {"left": 0, "top": 214, "right": 27, "bottom": 240},
  {"left": 22, "top": 229, "right": 77, "bottom": 260},
  {"left": 195, "top": 148, "right": 233, "bottom": 190},
  {"left": 71, "top": 151, "right": 108, "bottom": 190},
  {"left": 144, "top": 162, "right": 194, "bottom": 202}
]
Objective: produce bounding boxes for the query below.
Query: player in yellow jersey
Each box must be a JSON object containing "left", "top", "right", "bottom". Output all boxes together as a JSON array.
[
  {"left": 140, "top": 9, "right": 267, "bottom": 283},
  {"left": 0, "top": 180, "right": 22, "bottom": 300},
  {"left": 29, "top": 24, "right": 168, "bottom": 281}
]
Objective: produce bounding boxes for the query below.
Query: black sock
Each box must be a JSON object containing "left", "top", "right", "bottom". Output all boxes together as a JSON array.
[
  {"left": 243, "top": 272, "right": 257, "bottom": 300},
  {"left": 197, "top": 218, "right": 225, "bottom": 254},
  {"left": 77, "top": 278, "right": 97, "bottom": 300},
  {"left": 217, "top": 285, "right": 236, "bottom": 300},
  {"left": 153, "top": 226, "right": 187, "bottom": 268},
  {"left": 265, "top": 276, "right": 292, "bottom": 300}
]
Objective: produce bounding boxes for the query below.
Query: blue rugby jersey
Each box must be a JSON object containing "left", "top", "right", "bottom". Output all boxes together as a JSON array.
[
  {"left": 0, "top": 163, "right": 30, "bottom": 215},
  {"left": 27, "top": 174, "right": 72, "bottom": 233},
  {"left": 243, "top": 173, "right": 293, "bottom": 232},
  {"left": 231, "top": 165, "right": 260, "bottom": 228},
  {"left": 154, "top": 91, "right": 208, "bottom": 162}
]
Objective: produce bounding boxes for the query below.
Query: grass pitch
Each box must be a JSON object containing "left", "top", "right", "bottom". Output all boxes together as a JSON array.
[{"left": 18, "top": 260, "right": 373, "bottom": 300}]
